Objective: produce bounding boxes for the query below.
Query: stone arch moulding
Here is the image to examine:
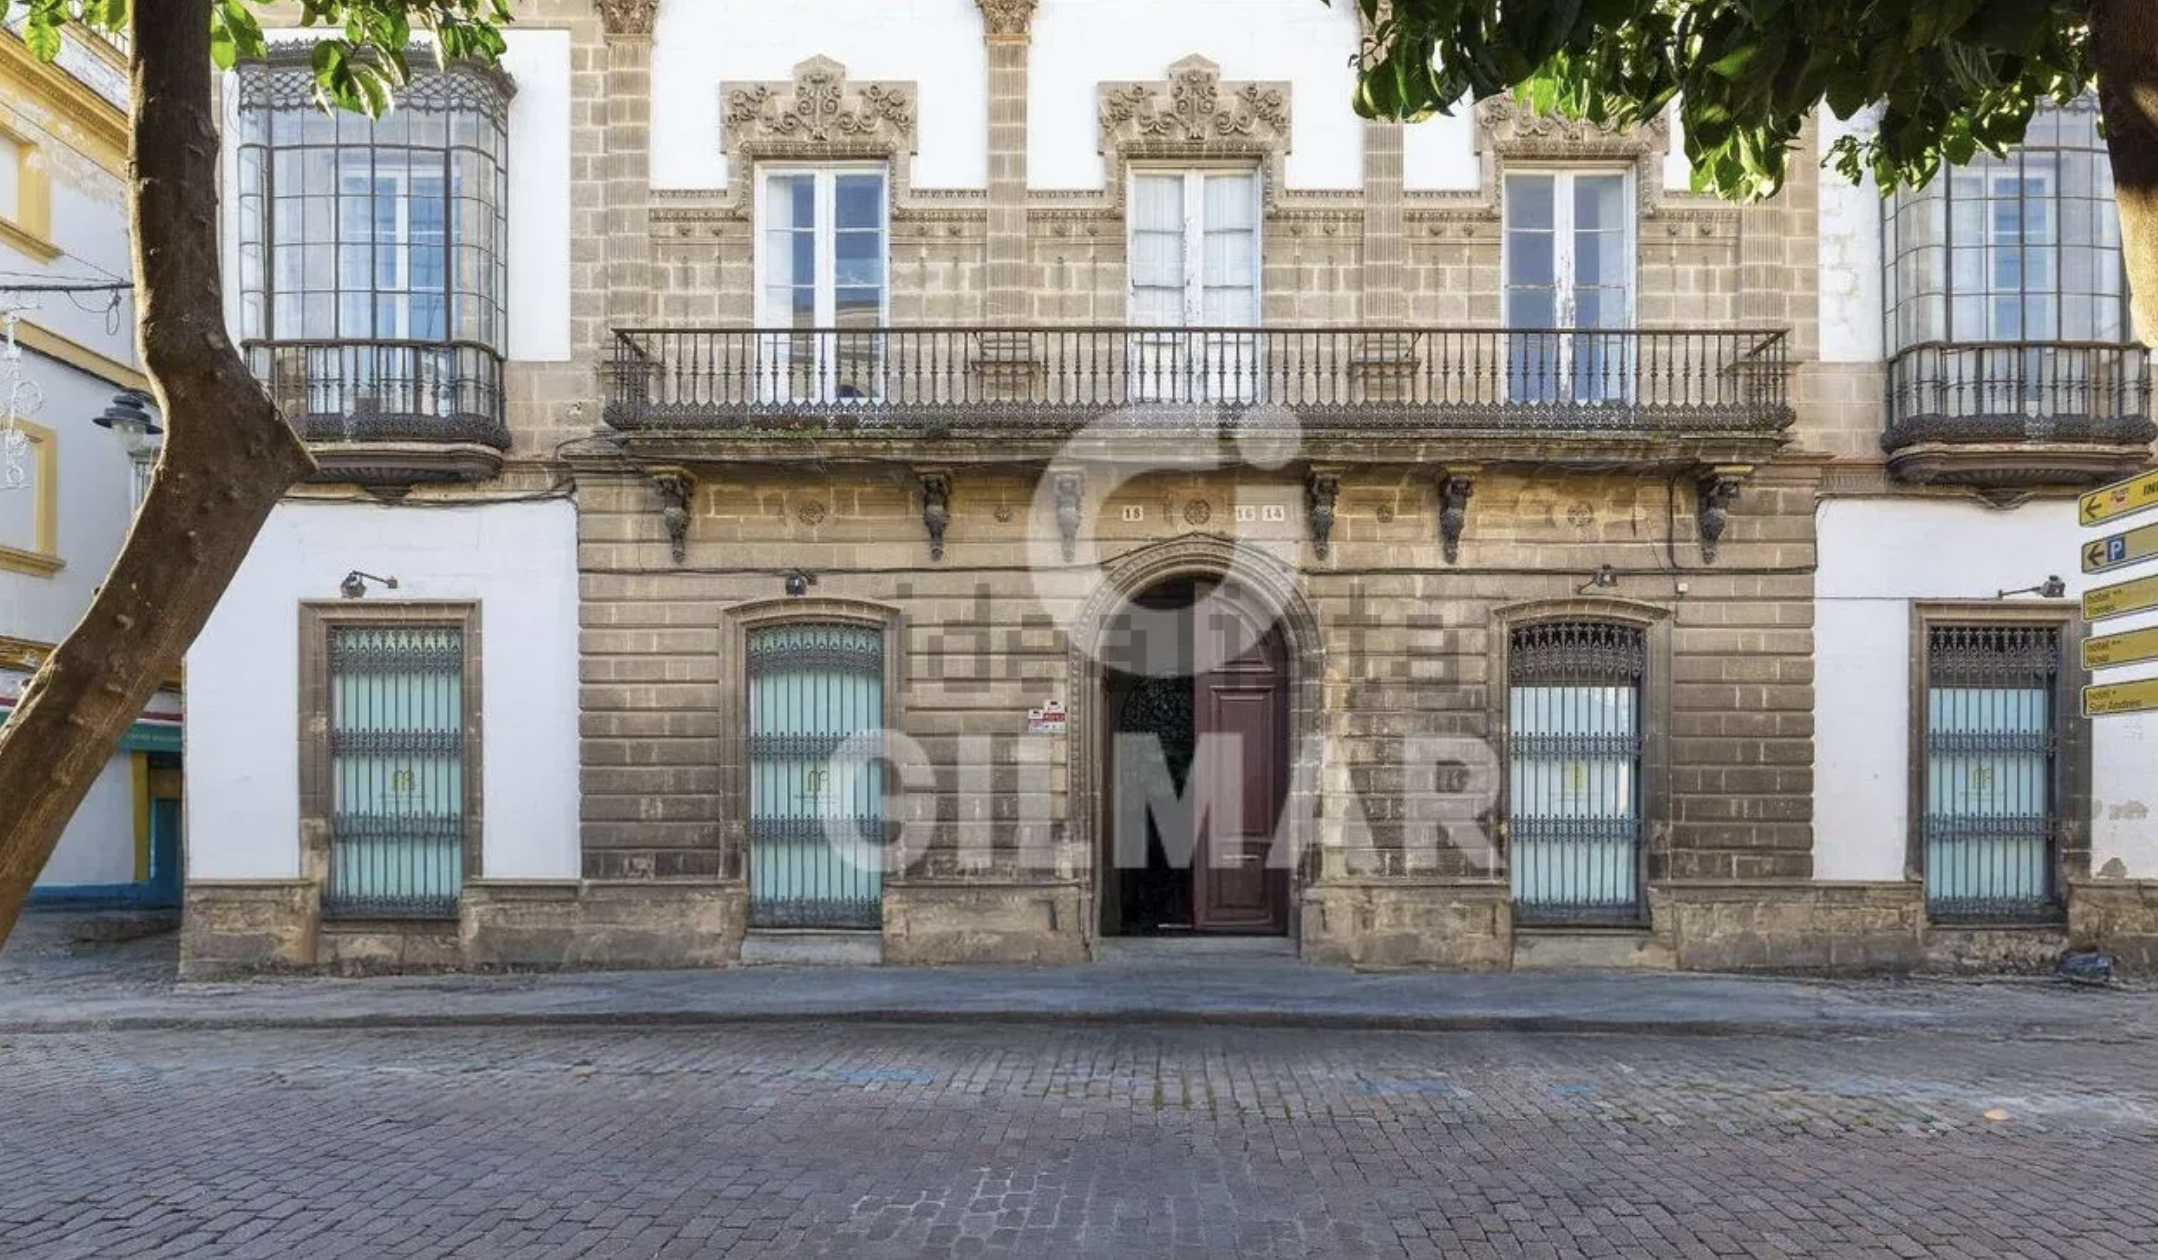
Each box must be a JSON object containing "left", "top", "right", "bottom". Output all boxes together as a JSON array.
[
  {"left": 718, "top": 55, "right": 922, "bottom": 210},
  {"left": 1062, "top": 535, "right": 1326, "bottom": 952},
  {"left": 1095, "top": 56, "right": 1292, "bottom": 213}
]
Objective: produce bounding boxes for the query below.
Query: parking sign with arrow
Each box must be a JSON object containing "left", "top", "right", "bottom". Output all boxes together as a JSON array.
[{"left": 2083, "top": 519, "right": 2158, "bottom": 575}]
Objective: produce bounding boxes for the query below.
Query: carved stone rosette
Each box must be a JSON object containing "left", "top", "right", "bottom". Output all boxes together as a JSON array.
[
  {"left": 650, "top": 466, "right": 695, "bottom": 565},
  {"left": 726, "top": 56, "right": 917, "bottom": 156},
  {"left": 1098, "top": 56, "right": 1290, "bottom": 157},
  {"left": 1306, "top": 473, "right": 1340, "bottom": 561},
  {"left": 1051, "top": 470, "right": 1084, "bottom": 562},
  {"left": 1696, "top": 469, "right": 1746, "bottom": 564},
  {"left": 919, "top": 471, "right": 953, "bottom": 562},
  {"left": 1437, "top": 472, "right": 1475, "bottom": 565}
]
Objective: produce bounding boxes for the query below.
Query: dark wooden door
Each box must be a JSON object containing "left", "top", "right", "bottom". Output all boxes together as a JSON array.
[{"left": 1191, "top": 614, "right": 1289, "bottom": 932}]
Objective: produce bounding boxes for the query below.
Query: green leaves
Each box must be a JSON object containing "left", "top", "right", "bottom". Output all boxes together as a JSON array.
[
  {"left": 11, "top": 1, "right": 510, "bottom": 120},
  {"left": 1350, "top": 0, "right": 2092, "bottom": 201}
]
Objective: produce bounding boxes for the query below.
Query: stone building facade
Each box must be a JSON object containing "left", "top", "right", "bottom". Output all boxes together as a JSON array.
[{"left": 178, "top": 0, "right": 2158, "bottom": 976}]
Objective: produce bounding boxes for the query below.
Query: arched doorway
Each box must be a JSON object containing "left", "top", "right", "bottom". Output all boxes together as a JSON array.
[{"left": 1097, "top": 576, "right": 1291, "bottom": 935}]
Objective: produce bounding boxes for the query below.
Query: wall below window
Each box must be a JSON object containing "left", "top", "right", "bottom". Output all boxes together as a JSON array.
[
  {"left": 1815, "top": 497, "right": 2158, "bottom": 883},
  {"left": 185, "top": 498, "right": 580, "bottom": 884}
]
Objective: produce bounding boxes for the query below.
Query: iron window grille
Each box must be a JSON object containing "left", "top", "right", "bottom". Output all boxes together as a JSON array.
[
  {"left": 234, "top": 52, "right": 512, "bottom": 446},
  {"left": 1921, "top": 623, "right": 2063, "bottom": 923},
  {"left": 1505, "top": 621, "right": 1648, "bottom": 924},
  {"left": 1882, "top": 96, "right": 2150, "bottom": 446}
]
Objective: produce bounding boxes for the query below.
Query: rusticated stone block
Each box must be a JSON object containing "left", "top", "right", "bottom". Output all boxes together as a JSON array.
[
  {"left": 318, "top": 923, "right": 462, "bottom": 975},
  {"left": 1921, "top": 925, "right": 2069, "bottom": 975},
  {"left": 882, "top": 881, "right": 1088, "bottom": 964},
  {"left": 1300, "top": 880, "right": 1512, "bottom": 970},
  {"left": 1655, "top": 882, "right": 1924, "bottom": 974},
  {"left": 2067, "top": 879, "right": 2158, "bottom": 974},
  {"left": 561, "top": 881, "right": 746, "bottom": 969},
  {"left": 178, "top": 881, "right": 321, "bottom": 979},
  {"left": 460, "top": 880, "right": 586, "bottom": 969}
]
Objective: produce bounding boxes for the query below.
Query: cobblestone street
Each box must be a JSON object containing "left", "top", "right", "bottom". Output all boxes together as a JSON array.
[{"left": 2, "top": 1021, "right": 2154, "bottom": 1259}]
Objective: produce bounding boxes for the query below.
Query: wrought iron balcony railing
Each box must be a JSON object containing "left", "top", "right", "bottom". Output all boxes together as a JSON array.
[
  {"left": 247, "top": 338, "right": 510, "bottom": 449},
  {"left": 1886, "top": 341, "right": 2154, "bottom": 447},
  {"left": 605, "top": 326, "right": 1792, "bottom": 438}
]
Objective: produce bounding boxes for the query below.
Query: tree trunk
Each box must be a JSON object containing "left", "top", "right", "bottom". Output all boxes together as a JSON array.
[
  {"left": 2093, "top": 0, "right": 2158, "bottom": 340},
  {"left": 0, "top": 0, "right": 315, "bottom": 942}
]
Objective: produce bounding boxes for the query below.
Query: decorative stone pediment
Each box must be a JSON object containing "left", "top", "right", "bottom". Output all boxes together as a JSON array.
[
  {"left": 1098, "top": 57, "right": 1290, "bottom": 157},
  {"left": 1474, "top": 94, "right": 1668, "bottom": 162},
  {"left": 725, "top": 57, "right": 917, "bottom": 157}
]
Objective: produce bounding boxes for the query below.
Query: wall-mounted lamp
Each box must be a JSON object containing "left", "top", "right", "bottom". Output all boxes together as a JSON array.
[
  {"left": 1575, "top": 564, "right": 1619, "bottom": 595},
  {"left": 1997, "top": 575, "right": 2068, "bottom": 600},
  {"left": 784, "top": 570, "right": 817, "bottom": 598},
  {"left": 93, "top": 389, "right": 161, "bottom": 508},
  {"left": 340, "top": 570, "right": 399, "bottom": 600}
]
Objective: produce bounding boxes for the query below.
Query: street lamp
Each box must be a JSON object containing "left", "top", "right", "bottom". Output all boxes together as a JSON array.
[{"left": 92, "top": 389, "right": 161, "bottom": 508}]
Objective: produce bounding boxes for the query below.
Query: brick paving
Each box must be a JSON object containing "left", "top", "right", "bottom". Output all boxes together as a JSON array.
[{"left": 1, "top": 1023, "right": 2154, "bottom": 1259}]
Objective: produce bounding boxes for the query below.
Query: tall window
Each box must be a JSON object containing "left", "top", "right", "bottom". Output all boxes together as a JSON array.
[
  {"left": 1127, "top": 169, "right": 1261, "bottom": 401},
  {"left": 1506, "top": 621, "right": 1646, "bottom": 923},
  {"left": 1921, "top": 624, "right": 2062, "bottom": 922},
  {"left": 1504, "top": 171, "right": 1633, "bottom": 403},
  {"left": 325, "top": 623, "right": 470, "bottom": 918},
  {"left": 746, "top": 623, "right": 886, "bottom": 930},
  {"left": 235, "top": 54, "right": 511, "bottom": 440},
  {"left": 755, "top": 167, "right": 888, "bottom": 403}
]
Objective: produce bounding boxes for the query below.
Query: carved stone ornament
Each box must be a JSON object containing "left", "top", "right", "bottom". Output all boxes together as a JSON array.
[
  {"left": 919, "top": 471, "right": 953, "bottom": 562},
  {"left": 1696, "top": 469, "right": 1746, "bottom": 564},
  {"left": 726, "top": 56, "right": 916, "bottom": 153},
  {"left": 1051, "top": 471, "right": 1084, "bottom": 562},
  {"left": 1438, "top": 472, "right": 1475, "bottom": 565},
  {"left": 1475, "top": 93, "right": 1668, "bottom": 161},
  {"left": 1099, "top": 56, "right": 1290, "bottom": 155},
  {"left": 976, "top": 0, "right": 1040, "bottom": 37},
  {"left": 650, "top": 467, "right": 695, "bottom": 565},
  {"left": 1306, "top": 473, "right": 1340, "bottom": 561},
  {"left": 593, "top": 0, "right": 659, "bottom": 37}
]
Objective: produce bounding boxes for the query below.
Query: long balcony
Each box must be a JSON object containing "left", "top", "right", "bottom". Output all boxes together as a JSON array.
[
  {"left": 1884, "top": 341, "right": 2155, "bottom": 489},
  {"left": 247, "top": 338, "right": 510, "bottom": 486},
  {"left": 605, "top": 326, "right": 1793, "bottom": 467}
]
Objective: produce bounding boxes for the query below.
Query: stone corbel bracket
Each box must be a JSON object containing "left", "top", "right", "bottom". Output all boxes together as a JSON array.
[
  {"left": 1696, "top": 465, "right": 1749, "bottom": 564},
  {"left": 1306, "top": 471, "right": 1340, "bottom": 560},
  {"left": 1437, "top": 470, "right": 1476, "bottom": 565},
  {"left": 1050, "top": 469, "right": 1084, "bottom": 562},
  {"left": 919, "top": 470, "right": 953, "bottom": 562},
  {"left": 650, "top": 465, "right": 696, "bottom": 565}
]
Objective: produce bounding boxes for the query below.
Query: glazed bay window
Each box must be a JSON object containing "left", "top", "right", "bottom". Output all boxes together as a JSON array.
[
  {"left": 235, "top": 53, "right": 511, "bottom": 449},
  {"left": 1918, "top": 623, "right": 2067, "bottom": 923},
  {"left": 1882, "top": 97, "right": 2151, "bottom": 477}
]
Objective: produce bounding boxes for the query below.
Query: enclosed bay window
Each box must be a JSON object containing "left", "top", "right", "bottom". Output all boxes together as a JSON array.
[
  {"left": 1883, "top": 97, "right": 2148, "bottom": 451},
  {"left": 1127, "top": 169, "right": 1261, "bottom": 402},
  {"left": 754, "top": 167, "right": 888, "bottom": 404},
  {"left": 235, "top": 53, "right": 511, "bottom": 446}
]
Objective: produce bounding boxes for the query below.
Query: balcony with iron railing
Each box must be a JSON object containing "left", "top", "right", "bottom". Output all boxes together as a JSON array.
[
  {"left": 1884, "top": 341, "right": 2155, "bottom": 489},
  {"left": 604, "top": 326, "right": 1793, "bottom": 466},
  {"left": 247, "top": 339, "right": 511, "bottom": 486}
]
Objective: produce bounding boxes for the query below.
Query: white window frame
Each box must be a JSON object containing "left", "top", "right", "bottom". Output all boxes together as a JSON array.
[
  {"left": 752, "top": 164, "right": 891, "bottom": 404},
  {"left": 1125, "top": 166, "right": 1263, "bottom": 403},
  {"left": 1501, "top": 167, "right": 1638, "bottom": 405},
  {"left": 1125, "top": 166, "right": 1263, "bottom": 327}
]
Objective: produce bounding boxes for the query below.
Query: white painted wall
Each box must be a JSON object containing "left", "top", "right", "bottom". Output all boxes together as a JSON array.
[
  {"left": 652, "top": 0, "right": 989, "bottom": 192},
  {"left": 1029, "top": 0, "right": 1364, "bottom": 191},
  {"left": 1816, "top": 106, "right": 1884, "bottom": 363},
  {"left": 36, "top": 755, "right": 134, "bottom": 886},
  {"left": 186, "top": 499, "right": 581, "bottom": 883},
  {"left": 1401, "top": 103, "right": 1478, "bottom": 192},
  {"left": 1816, "top": 498, "right": 2158, "bottom": 881},
  {"left": 0, "top": 354, "right": 140, "bottom": 646},
  {"left": 1662, "top": 101, "right": 1693, "bottom": 193}
]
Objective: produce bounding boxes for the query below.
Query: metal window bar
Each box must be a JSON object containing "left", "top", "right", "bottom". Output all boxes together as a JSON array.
[
  {"left": 1923, "top": 624, "right": 2061, "bottom": 922},
  {"left": 1506, "top": 622, "right": 1647, "bottom": 924},
  {"left": 324, "top": 625, "right": 466, "bottom": 919},
  {"left": 746, "top": 623, "right": 887, "bottom": 929}
]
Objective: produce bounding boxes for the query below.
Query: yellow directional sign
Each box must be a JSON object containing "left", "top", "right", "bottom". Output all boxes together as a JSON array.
[
  {"left": 2081, "top": 469, "right": 2158, "bottom": 527},
  {"left": 2084, "top": 676, "right": 2158, "bottom": 718},
  {"left": 2086, "top": 572, "right": 2158, "bottom": 623},
  {"left": 2085, "top": 624, "right": 2158, "bottom": 670},
  {"left": 2082, "top": 520, "right": 2158, "bottom": 574}
]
